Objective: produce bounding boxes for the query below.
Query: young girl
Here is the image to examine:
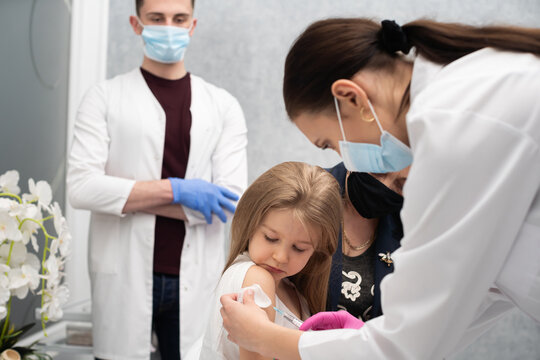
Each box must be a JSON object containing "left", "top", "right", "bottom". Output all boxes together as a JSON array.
[{"left": 199, "top": 161, "right": 342, "bottom": 359}]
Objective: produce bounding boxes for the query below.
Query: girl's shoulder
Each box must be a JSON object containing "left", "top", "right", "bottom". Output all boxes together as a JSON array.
[
  {"left": 223, "top": 253, "right": 277, "bottom": 302},
  {"left": 242, "top": 265, "right": 277, "bottom": 298}
]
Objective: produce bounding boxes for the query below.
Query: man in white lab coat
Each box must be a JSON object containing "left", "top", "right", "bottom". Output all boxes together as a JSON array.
[{"left": 67, "top": 0, "right": 247, "bottom": 359}]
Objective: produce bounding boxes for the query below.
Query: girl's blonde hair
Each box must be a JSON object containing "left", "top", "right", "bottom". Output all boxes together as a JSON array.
[{"left": 224, "top": 161, "right": 342, "bottom": 314}]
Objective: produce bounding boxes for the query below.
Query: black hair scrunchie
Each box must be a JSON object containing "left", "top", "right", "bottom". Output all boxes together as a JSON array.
[{"left": 380, "top": 20, "right": 412, "bottom": 55}]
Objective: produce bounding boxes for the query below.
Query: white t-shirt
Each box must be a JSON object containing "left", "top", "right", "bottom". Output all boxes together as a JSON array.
[{"left": 200, "top": 253, "right": 311, "bottom": 359}]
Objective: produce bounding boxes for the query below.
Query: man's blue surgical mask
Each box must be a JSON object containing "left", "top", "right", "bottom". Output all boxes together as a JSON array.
[
  {"left": 138, "top": 19, "right": 191, "bottom": 64},
  {"left": 335, "top": 97, "right": 413, "bottom": 173}
]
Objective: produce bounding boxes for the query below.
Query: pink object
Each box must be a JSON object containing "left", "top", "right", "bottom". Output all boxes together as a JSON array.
[{"left": 299, "top": 310, "right": 365, "bottom": 331}]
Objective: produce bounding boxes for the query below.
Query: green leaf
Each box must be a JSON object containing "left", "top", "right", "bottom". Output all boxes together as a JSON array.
[
  {"left": 0, "top": 322, "right": 36, "bottom": 352},
  {"left": 14, "top": 323, "right": 36, "bottom": 337}
]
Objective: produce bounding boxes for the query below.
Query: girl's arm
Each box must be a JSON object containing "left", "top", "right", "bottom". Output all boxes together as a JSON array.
[
  {"left": 239, "top": 266, "right": 278, "bottom": 360},
  {"left": 221, "top": 291, "right": 302, "bottom": 360}
]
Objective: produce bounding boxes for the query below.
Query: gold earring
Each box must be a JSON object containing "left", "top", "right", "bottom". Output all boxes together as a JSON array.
[{"left": 360, "top": 107, "right": 375, "bottom": 122}]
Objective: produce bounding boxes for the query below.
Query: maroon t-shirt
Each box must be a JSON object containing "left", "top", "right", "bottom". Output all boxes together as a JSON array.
[{"left": 141, "top": 68, "right": 191, "bottom": 275}]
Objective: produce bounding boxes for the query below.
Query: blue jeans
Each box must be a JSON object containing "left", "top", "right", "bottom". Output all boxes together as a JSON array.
[{"left": 152, "top": 273, "right": 180, "bottom": 360}]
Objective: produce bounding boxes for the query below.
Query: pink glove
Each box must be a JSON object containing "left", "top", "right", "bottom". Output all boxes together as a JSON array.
[{"left": 299, "top": 310, "right": 365, "bottom": 331}]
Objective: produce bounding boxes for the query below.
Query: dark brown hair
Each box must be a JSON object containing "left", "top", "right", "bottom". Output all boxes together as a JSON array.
[
  {"left": 135, "top": 0, "right": 195, "bottom": 16},
  {"left": 224, "top": 162, "right": 342, "bottom": 314},
  {"left": 283, "top": 18, "right": 540, "bottom": 119}
]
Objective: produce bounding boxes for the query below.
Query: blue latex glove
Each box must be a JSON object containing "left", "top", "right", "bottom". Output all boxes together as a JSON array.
[{"left": 169, "top": 178, "right": 239, "bottom": 224}]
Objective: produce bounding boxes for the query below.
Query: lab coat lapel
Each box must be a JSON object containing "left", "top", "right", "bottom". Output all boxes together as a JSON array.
[{"left": 186, "top": 76, "right": 212, "bottom": 180}]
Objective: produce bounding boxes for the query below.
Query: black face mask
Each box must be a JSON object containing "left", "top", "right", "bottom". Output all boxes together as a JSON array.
[{"left": 346, "top": 172, "right": 404, "bottom": 219}]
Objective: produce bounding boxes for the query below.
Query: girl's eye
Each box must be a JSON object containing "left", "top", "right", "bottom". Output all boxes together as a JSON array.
[
  {"left": 293, "top": 245, "right": 306, "bottom": 253},
  {"left": 264, "top": 235, "right": 278, "bottom": 243}
]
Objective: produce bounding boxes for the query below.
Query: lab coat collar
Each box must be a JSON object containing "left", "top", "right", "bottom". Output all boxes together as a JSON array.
[{"left": 410, "top": 55, "right": 445, "bottom": 102}]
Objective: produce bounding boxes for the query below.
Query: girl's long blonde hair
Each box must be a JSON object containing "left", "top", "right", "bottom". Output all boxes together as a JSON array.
[{"left": 224, "top": 161, "right": 342, "bottom": 314}]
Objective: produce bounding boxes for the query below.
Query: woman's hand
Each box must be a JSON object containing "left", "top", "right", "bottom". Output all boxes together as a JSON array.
[
  {"left": 220, "top": 290, "right": 272, "bottom": 353},
  {"left": 299, "top": 310, "right": 365, "bottom": 331},
  {"left": 221, "top": 290, "right": 303, "bottom": 360}
]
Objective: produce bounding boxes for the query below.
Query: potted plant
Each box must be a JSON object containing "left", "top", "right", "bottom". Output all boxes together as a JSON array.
[{"left": 0, "top": 170, "right": 71, "bottom": 359}]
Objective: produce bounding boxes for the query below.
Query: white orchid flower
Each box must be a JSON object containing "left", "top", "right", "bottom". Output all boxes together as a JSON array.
[
  {"left": 40, "top": 284, "right": 69, "bottom": 321},
  {"left": 0, "top": 242, "right": 27, "bottom": 266},
  {"left": 44, "top": 254, "right": 64, "bottom": 287},
  {"left": 50, "top": 202, "right": 71, "bottom": 257},
  {"left": 49, "top": 238, "right": 58, "bottom": 256},
  {"left": 56, "top": 230, "right": 71, "bottom": 258},
  {"left": 0, "top": 172, "right": 70, "bottom": 329},
  {"left": 0, "top": 199, "right": 11, "bottom": 212},
  {"left": 9, "top": 262, "right": 41, "bottom": 299},
  {"left": 18, "top": 204, "right": 42, "bottom": 250},
  {"left": 0, "top": 211, "right": 22, "bottom": 243},
  {"left": 22, "top": 179, "right": 52, "bottom": 209},
  {"left": 25, "top": 252, "right": 41, "bottom": 271},
  {"left": 51, "top": 202, "right": 63, "bottom": 226},
  {"left": 0, "top": 286, "right": 9, "bottom": 306},
  {"left": 0, "top": 198, "right": 25, "bottom": 218},
  {"left": 0, "top": 264, "right": 11, "bottom": 288},
  {"left": 0, "top": 170, "right": 21, "bottom": 195},
  {"left": 9, "top": 263, "right": 40, "bottom": 299}
]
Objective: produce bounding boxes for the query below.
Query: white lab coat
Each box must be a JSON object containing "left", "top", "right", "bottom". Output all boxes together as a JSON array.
[
  {"left": 299, "top": 48, "right": 540, "bottom": 359},
  {"left": 67, "top": 68, "right": 247, "bottom": 360}
]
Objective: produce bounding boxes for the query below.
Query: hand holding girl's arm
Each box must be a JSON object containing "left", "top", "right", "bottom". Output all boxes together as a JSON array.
[
  {"left": 238, "top": 266, "right": 276, "bottom": 360},
  {"left": 220, "top": 291, "right": 302, "bottom": 360}
]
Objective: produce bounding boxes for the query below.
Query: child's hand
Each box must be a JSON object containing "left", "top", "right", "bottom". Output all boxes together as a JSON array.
[
  {"left": 299, "top": 310, "right": 364, "bottom": 331},
  {"left": 220, "top": 290, "right": 271, "bottom": 353}
]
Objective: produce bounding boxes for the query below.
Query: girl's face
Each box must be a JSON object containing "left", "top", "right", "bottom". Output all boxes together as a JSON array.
[{"left": 248, "top": 208, "right": 318, "bottom": 285}]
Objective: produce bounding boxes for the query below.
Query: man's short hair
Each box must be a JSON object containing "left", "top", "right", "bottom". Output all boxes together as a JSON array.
[{"left": 135, "top": 0, "right": 195, "bottom": 16}]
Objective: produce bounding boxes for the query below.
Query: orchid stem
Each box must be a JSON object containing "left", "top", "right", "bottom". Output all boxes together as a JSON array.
[
  {"left": 0, "top": 297, "right": 12, "bottom": 344},
  {"left": 17, "top": 218, "right": 54, "bottom": 334},
  {"left": 0, "top": 193, "right": 22, "bottom": 203}
]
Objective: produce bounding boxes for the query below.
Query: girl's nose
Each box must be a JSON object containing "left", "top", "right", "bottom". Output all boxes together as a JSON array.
[{"left": 273, "top": 247, "right": 288, "bottom": 264}]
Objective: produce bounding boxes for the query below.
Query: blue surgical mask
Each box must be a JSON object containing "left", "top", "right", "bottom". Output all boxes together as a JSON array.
[
  {"left": 335, "top": 97, "right": 413, "bottom": 173},
  {"left": 138, "top": 19, "right": 191, "bottom": 64}
]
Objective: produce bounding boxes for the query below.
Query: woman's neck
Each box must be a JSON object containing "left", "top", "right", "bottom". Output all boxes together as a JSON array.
[
  {"left": 342, "top": 199, "right": 378, "bottom": 257},
  {"left": 354, "top": 60, "right": 413, "bottom": 146}
]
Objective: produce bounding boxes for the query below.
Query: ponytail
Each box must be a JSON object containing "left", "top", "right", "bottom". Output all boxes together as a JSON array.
[
  {"left": 403, "top": 20, "right": 540, "bottom": 65},
  {"left": 283, "top": 18, "right": 540, "bottom": 119}
]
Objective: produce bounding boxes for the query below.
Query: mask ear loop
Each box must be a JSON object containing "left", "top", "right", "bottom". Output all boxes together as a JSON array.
[
  {"left": 137, "top": 17, "right": 145, "bottom": 29},
  {"left": 366, "top": 99, "right": 385, "bottom": 134},
  {"left": 334, "top": 97, "right": 348, "bottom": 142},
  {"left": 344, "top": 170, "right": 351, "bottom": 201}
]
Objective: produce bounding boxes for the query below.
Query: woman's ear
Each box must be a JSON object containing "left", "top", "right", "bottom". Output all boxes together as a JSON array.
[{"left": 331, "top": 79, "right": 369, "bottom": 111}]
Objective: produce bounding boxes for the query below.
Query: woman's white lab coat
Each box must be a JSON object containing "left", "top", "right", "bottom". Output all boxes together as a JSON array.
[
  {"left": 299, "top": 48, "right": 540, "bottom": 359},
  {"left": 67, "top": 68, "right": 247, "bottom": 360}
]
